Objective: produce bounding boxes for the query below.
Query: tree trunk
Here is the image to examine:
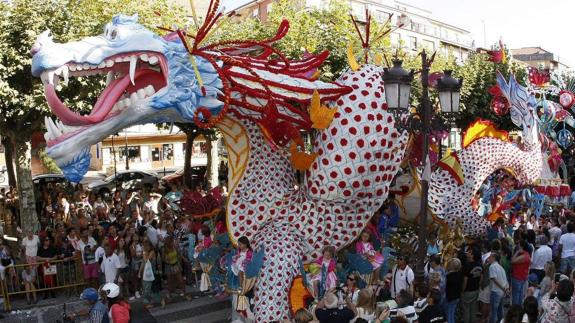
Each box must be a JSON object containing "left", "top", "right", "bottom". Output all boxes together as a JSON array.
[
  {"left": 2, "top": 137, "right": 17, "bottom": 187},
  {"left": 205, "top": 136, "right": 213, "bottom": 190},
  {"left": 207, "top": 136, "right": 220, "bottom": 189},
  {"left": 183, "top": 132, "right": 197, "bottom": 189},
  {"left": 13, "top": 138, "right": 38, "bottom": 231}
]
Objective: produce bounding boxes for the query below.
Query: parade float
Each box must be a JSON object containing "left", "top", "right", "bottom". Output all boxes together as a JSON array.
[{"left": 30, "top": 2, "right": 411, "bottom": 320}]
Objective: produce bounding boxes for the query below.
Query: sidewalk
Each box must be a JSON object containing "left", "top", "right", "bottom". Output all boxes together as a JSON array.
[{"left": 3, "top": 285, "right": 231, "bottom": 323}]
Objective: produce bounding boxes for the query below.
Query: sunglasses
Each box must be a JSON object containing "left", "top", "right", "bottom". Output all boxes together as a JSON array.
[{"left": 347, "top": 277, "right": 355, "bottom": 281}]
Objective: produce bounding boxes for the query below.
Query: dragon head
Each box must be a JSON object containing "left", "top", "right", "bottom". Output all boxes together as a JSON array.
[
  {"left": 31, "top": 14, "right": 222, "bottom": 182},
  {"left": 496, "top": 71, "right": 539, "bottom": 146}
]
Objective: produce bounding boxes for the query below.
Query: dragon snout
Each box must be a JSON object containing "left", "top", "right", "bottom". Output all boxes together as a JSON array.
[{"left": 30, "top": 30, "right": 53, "bottom": 57}]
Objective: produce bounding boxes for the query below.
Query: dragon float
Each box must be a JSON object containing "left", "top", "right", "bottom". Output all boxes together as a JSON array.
[
  {"left": 31, "top": 4, "right": 409, "bottom": 321},
  {"left": 429, "top": 73, "right": 543, "bottom": 236}
]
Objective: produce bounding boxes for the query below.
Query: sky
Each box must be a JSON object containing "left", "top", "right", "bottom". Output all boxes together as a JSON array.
[{"left": 221, "top": 0, "right": 574, "bottom": 68}]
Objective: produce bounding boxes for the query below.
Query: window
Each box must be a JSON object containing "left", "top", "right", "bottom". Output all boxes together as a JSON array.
[
  {"left": 252, "top": 8, "right": 259, "bottom": 18},
  {"left": 375, "top": 10, "right": 391, "bottom": 23},
  {"left": 422, "top": 40, "right": 435, "bottom": 51},
  {"left": 390, "top": 32, "right": 401, "bottom": 45},
  {"left": 152, "top": 147, "right": 161, "bottom": 162},
  {"left": 409, "top": 36, "right": 417, "bottom": 50},
  {"left": 130, "top": 172, "right": 144, "bottom": 180},
  {"left": 351, "top": 3, "right": 365, "bottom": 21},
  {"left": 119, "top": 146, "right": 140, "bottom": 161},
  {"left": 266, "top": 3, "right": 272, "bottom": 14},
  {"left": 163, "top": 144, "right": 174, "bottom": 161}
]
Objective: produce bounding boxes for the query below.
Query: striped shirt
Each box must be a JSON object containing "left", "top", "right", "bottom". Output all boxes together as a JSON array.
[
  {"left": 89, "top": 301, "right": 107, "bottom": 323},
  {"left": 390, "top": 305, "right": 418, "bottom": 323}
]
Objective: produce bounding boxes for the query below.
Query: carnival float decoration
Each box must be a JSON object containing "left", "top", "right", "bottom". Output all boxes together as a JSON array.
[
  {"left": 31, "top": 1, "right": 409, "bottom": 320},
  {"left": 428, "top": 72, "right": 543, "bottom": 236}
]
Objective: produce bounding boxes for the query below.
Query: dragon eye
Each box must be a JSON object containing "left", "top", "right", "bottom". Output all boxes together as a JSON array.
[{"left": 110, "top": 29, "right": 118, "bottom": 40}]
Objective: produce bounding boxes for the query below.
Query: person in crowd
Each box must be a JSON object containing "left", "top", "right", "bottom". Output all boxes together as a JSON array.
[
  {"left": 389, "top": 289, "right": 417, "bottom": 323},
  {"left": 413, "top": 284, "right": 429, "bottom": 314},
  {"left": 78, "top": 228, "right": 99, "bottom": 288},
  {"left": 21, "top": 229, "right": 39, "bottom": 265},
  {"left": 101, "top": 282, "right": 131, "bottom": 323},
  {"left": 559, "top": 222, "right": 575, "bottom": 274},
  {"left": 522, "top": 296, "right": 538, "bottom": 323},
  {"left": 37, "top": 236, "right": 58, "bottom": 298},
  {"left": 314, "top": 292, "right": 355, "bottom": 323},
  {"left": 418, "top": 289, "right": 445, "bottom": 323},
  {"left": 309, "top": 246, "right": 337, "bottom": 299},
  {"left": 356, "top": 230, "right": 384, "bottom": 284},
  {"left": 489, "top": 252, "right": 509, "bottom": 323},
  {"left": 538, "top": 262, "right": 555, "bottom": 302},
  {"left": 426, "top": 233, "right": 440, "bottom": 257},
  {"left": 390, "top": 255, "right": 414, "bottom": 298},
  {"left": 501, "top": 304, "right": 524, "bottom": 323},
  {"left": 140, "top": 239, "right": 165, "bottom": 309},
  {"left": 163, "top": 236, "right": 185, "bottom": 299},
  {"left": 510, "top": 239, "right": 531, "bottom": 305},
  {"left": 129, "top": 233, "right": 143, "bottom": 299},
  {"left": 445, "top": 257, "right": 462, "bottom": 323},
  {"left": 293, "top": 308, "right": 315, "bottom": 323},
  {"left": 21, "top": 265, "right": 37, "bottom": 305},
  {"left": 115, "top": 237, "right": 130, "bottom": 298},
  {"left": 68, "top": 288, "right": 107, "bottom": 323},
  {"left": 540, "top": 279, "right": 574, "bottom": 323},
  {"left": 343, "top": 272, "right": 361, "bottom": 305},
  {"left": 461, "top": 246, "right": 482, "bottom": 323},
  {"left": 101, "top": 243, "right": 121, "bottom": 284},
  {"left": 352, "top": 288, "right": 376, "bottom": 322},
  {"left": 530, "top": 235, "right": 552, "bottom": 283}
]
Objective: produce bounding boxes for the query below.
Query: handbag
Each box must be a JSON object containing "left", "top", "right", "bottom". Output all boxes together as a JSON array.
[{"left": 142, "top": 260, "right": 155, "bottom": 282}]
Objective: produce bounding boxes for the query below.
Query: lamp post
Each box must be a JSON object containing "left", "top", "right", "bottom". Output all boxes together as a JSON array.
[{"left": 383, "top": 51, "right": 462, "bottom": 285}]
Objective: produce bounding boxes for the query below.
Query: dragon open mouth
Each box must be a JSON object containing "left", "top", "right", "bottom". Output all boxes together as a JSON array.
[{"left": 41, "top": 51, "right": 168, "bottom": 147}]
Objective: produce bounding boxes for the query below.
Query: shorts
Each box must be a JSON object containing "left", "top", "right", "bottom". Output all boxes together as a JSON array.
[{"left": 83, "top": 263, "right": 98, "bottom": 279}]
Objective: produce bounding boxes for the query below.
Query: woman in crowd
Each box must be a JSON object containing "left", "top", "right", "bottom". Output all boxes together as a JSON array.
[
  {"left": 139, "top": 239, "right": 164, "bottom": 309},
  {"left": 130, "top": 233, "right": 143, "bottom": 298},
  {"left": 445, "top": 257, "right": 462, "bottom": 323},
  {"left": 352, "top": 288, "right": 376, "bottom": 322},
  {"left": 343, "top": 271, "right": 361, "bottom": 305},
  {"left": 163, "top": 236, "right": 185, "bottom": 298},
  {"left": 102, "top": 282, "right": 131, "bottom": 323},
  {"left": 115, "top": 237, "right": 130, "bottom": 298}
]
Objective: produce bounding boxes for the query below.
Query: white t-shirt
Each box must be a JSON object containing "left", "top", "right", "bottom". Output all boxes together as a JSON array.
[
  {"left": 391, "top": 265, "right": 414, "bottom": 298},
  {"left": 489, "top": 262, "right": 508, "bottom": 296},
  {"left": 101, "top": 253, "right": 121, "bottom": 283},
  {"left": 22, "top": 235, "right": 39, "bottom": 257},
  {"left": 78, "top": 237, "right": 98, "bottom": 264},
  {"left": 95, "top": 246, "right": 106, "bottom": 264},
  {"left": 531, "top": 245, "right": 552, "bottom": 270},
  {"left": 560, "top": 233, "right": 575, "bottom": 258}
]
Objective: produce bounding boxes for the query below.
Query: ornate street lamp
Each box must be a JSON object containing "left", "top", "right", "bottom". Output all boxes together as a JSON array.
[
  {"left": 382, "top": 59, "right": 414, "bottom": 113},
  {"left": 383, "top": 51, "right": 463, "bottom": 286},
  {"left": 437, "top": 70, "right": 463, "bottom": 114}
]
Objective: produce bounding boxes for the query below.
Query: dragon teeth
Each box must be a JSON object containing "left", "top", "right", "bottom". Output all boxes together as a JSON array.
[
  {"left": 129, "top": 55, "right": 137, "bottom": 86},
  {"left": 148, "top": 56, "right": 158, "bottom": 65}
]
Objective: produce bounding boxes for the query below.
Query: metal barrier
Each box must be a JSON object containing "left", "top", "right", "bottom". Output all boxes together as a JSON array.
[{"left": 0, "top": 257, "right": 86, "bottom": 311}]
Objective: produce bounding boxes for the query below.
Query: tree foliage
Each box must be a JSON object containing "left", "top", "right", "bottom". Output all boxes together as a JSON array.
[{"left": 0, "top": 0, "right": 185, "bottom": 142}]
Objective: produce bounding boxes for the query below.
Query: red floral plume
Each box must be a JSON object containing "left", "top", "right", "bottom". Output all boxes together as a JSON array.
[
  {"left": 159, "top": 0, "right": 351, "bottom": 148},
  {"left": 489, "top": 84, "right": 509, "bottom": 116}
]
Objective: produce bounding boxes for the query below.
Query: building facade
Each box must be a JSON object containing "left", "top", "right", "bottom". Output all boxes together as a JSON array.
[
  {"left": 510, "top": 47, "right": 570, "bottom": 72},
  {"left": 96, "top": 124, "right": 211, "bottom": 175},
  {"left": 232, "top": 0, "right": 474, "bottom": 62}
]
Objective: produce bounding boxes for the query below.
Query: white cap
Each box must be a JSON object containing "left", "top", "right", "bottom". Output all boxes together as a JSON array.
[{"left": 101, "top": 282, "right": 120, "bottom": 298}]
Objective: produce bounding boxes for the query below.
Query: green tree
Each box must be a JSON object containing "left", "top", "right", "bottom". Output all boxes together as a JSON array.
[
  {"left": 0, "top": 0, "right": 183, "bottom": 230},
  {"left": 454, "top": 52, "right": 528, "bottom": 130}
]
